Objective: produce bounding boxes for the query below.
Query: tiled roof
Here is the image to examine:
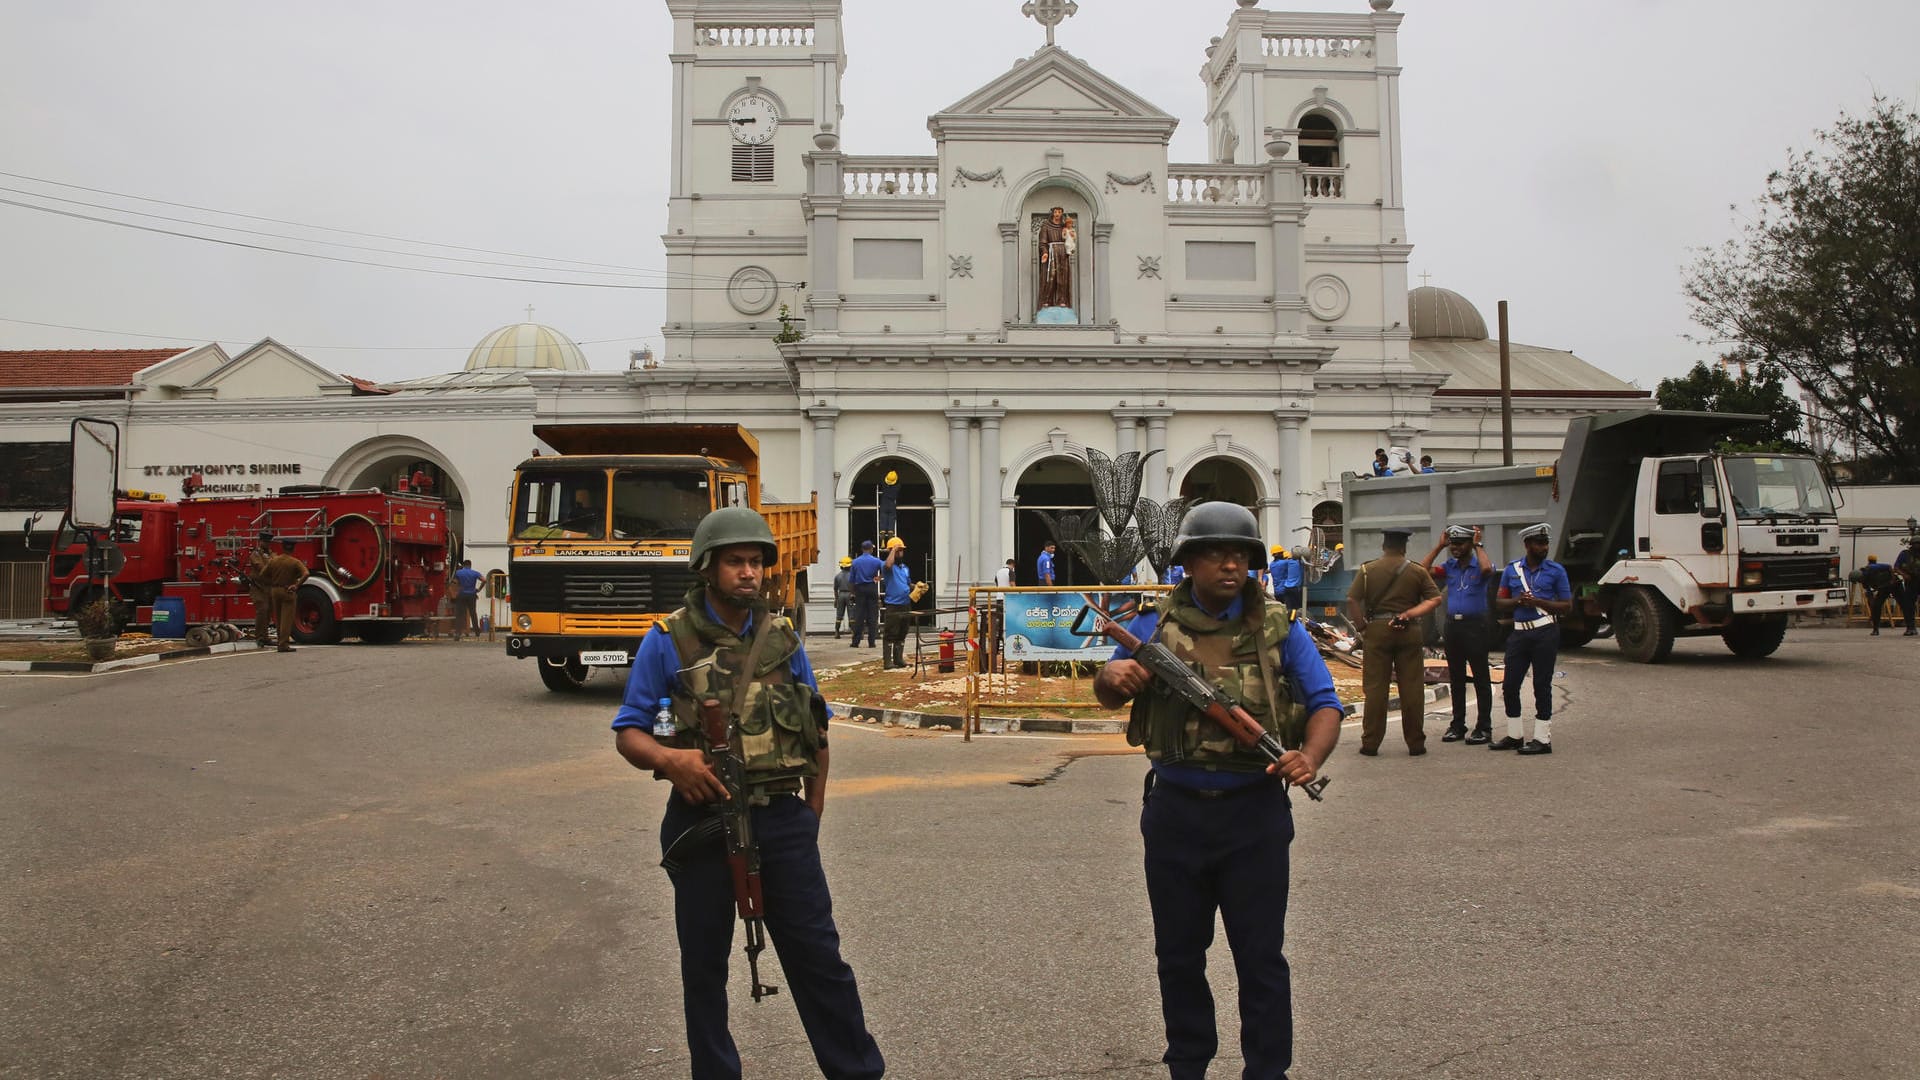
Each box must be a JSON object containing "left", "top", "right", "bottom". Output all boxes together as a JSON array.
[
  {"left": 0, "top": 348, "right": 187, "bottom": 388},
  {"left": 342, "top": 375, "right": 393, "bottom": 395}
]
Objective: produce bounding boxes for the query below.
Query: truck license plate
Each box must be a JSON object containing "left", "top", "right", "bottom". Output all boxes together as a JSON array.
[
  {"left": 580, "top": 651, "right": 630, "bottom": 666},
  {"left": 1827, "top": 589, "right": 1847, "bottom": 600}
]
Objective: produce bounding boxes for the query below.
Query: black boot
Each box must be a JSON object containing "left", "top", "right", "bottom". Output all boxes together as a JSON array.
[{"left": 1441, "top": 723, "right": 1468, "bottom": 742}]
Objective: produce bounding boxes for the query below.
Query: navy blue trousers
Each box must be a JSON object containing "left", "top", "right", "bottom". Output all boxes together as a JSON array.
[
  {"left": 1443, "top": 615, "right": 1494, "bottom": 728},
  {"left": 1141, "top": 774, "right": 1296, "bottom": 1080},
  {"left": 849, "top": 588, "right": 880, "bottom": 647},
  {"left": 1503, "top": 624, "right": 1559, "bottom": 720},
  {"left": 660, "top": 793, "right": 885, "bottom": 1080},
  {"left": 1277, "top": 587, "right": 1304, "bottom": 611}
]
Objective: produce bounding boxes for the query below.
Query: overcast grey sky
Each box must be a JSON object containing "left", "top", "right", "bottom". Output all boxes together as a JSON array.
[{"left": 2, "top": 1, "right": 1914, "bottom": 388}]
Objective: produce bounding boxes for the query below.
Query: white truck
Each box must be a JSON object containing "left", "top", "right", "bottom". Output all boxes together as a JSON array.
[{"left": 1343, "top": 410, "right": 1844, "bottom": 662}]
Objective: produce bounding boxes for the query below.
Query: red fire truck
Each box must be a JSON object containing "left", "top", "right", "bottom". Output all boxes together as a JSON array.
[{"left": 47, "top": 487, "right": 452, "bottom": 644}]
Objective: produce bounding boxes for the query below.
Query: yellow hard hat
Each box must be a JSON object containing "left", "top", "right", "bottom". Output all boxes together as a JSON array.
[
  {"left": 1270, "top": 544, "right": 1285, "bottom": 556},
  {"left": 886, "top": 536, "right": 906, "bottom": 550},
  {"left": 1334, "top": 542, "right": 1344, "bottom": 551},
  {"left": 839, "top": 556, "right": 853, "bottom": 567},
  {"left": 885, "top": 470, "right": 899, "bottom": 485}
]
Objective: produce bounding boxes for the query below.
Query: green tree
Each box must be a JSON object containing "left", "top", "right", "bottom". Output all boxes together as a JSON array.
[
  {"left": 1684, "top": 99, "right": 1920, "bottom": 481},
  {"left": 1653, "top": 356, "right": 1808, "bottom": 452}
]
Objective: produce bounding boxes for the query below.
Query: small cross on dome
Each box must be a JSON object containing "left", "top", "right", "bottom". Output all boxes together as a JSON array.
[{"left": 1022, "top": 0, "right": 1078, "bottom": 47}]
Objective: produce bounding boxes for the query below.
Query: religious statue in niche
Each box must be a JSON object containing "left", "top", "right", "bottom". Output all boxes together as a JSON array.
[{"left": 1035, "top": 206, "right": 1077, "bottom": 322}]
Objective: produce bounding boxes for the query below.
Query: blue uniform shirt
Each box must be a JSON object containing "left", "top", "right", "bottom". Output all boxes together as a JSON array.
[
  {"left": 1036, "top": 550, "right": 1056, "bottom": 585},
  {"left": 1163, "top": 564, "right": 1184, "bottom": 587},
  {"left": 883, "top": 561, "right": 911, "bottom": 605},
  {"left": 1500, "top": 557, "right": 1572, "bottom": 624},
  {"left": 1272, "top": 558, "right": 1304, "bottom": 591},
  {"left": 1420, "top": 466, "right": 1437, "bottom": 474},
  {"left": 849, "top": 552, "right": 883, "bottom": 588},
  {"left": 1111, "top": 592, "right": 1343, "bottom": 791},
  {"left": 452, "top": 566, "right": 484, "bottom": 596},
  {"left": 611, "top": 598, "right": 824, "bottom": 732},
  {"left": 1432, "top": 555, "right": 1490, "bottom": 617}
]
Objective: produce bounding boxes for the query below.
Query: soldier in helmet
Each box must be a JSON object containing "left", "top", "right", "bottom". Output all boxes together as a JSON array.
[
  {"left": 611, "top": 507, "right": 885, "bottom": 1080},
  {"left": 1092, "top": 501, "right": 1345, "bottom": 1080}
]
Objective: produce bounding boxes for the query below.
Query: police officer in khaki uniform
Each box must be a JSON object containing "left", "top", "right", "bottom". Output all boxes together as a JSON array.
[
  {"left": 1094, "top": 501, "right": 1344, "bottom": 1080},
  {"left": 611, "top": 507, "right": 884, "bottom": 1080},
  {"left": 255, "top": 538, "right": 310, "bottom": 653},
  {"left": 1346, "top": 528, "right": 1443, "bottom": 756},
  {"left": 245, "top": 530, "right": 275, "bottom": 648}
]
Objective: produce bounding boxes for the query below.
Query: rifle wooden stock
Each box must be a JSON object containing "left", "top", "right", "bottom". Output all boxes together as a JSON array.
[{"left": 1092, "top": 599, "right": 1326, "bottom": 801}]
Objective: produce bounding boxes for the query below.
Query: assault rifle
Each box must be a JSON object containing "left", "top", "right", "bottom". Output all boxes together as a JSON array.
[
  {"left": 1076, "top": 598, "right": 1330, "bottom": 802},
  {"left": 659, "top": 697, "right": 779, "bottom": 1002}
]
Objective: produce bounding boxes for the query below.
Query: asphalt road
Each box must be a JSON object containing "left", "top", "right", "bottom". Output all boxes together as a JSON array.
[{"left": 1, "top": 628, "right": 1915, "bottom": 1079}]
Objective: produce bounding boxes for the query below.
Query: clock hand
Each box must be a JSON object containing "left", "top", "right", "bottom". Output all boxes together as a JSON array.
[{"left": 730, "top": 117, "right": 755, "bottom": 125}]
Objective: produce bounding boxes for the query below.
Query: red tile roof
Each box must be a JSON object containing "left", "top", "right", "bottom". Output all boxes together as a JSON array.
[
  {"left": 343, "top": 375, "right": 393, "bottom": 395},
  {"left": 0, "top": 348, "right": 188, "bottom": 388}
]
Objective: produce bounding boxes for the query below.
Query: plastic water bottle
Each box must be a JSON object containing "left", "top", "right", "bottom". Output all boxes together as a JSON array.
[{"left": 653, "top": 697, "right": 676, "bottom": 738}]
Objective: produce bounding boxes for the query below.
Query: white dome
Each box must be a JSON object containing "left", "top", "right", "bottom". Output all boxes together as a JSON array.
[
  {"left": 465, "top": 323, "right": 589, "bottom": 372},
  {"left": 1408, "top": 286, "right": 1489, "bottom": 341}
]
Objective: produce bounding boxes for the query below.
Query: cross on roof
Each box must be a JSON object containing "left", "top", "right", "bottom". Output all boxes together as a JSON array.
[
  {"left": 1022, "top": 0, "right": 1079, "bottom": 46},
  {"left": 524, "top": 304, "right": 536, "bottom": 322},
  {"left": 1418, "top": 272, "right": 1432, "bottom": 287}
]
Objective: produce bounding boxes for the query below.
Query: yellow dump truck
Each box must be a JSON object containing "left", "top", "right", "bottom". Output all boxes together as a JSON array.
[{"left": 504, "top": 424, "right": 818, "bottom": 692}]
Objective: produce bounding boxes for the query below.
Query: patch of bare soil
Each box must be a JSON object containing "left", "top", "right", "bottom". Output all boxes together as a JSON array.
[{"left": 0, "top": 637, "right": 185, "bottom": 664}]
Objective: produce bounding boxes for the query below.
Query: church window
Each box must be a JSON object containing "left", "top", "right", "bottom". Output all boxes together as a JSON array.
[
  {"left": 731, "top": 143, "right": 774, "bottom": 183},
  {"left": 1298, "top": 113, "right": 1341, "bottom": 168}
]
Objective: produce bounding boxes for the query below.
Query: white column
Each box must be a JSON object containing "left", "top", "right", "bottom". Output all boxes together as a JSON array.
[
  {"left": 1114, "top": 411, "right": 1137, "bottom": 457},
  {"left": 807, "top": 406, "right": 841, "bottom": 599},
  {"left": 1093, "top": 222, "right": 1114, "bottom": 326},
  {"left": 979, "top": 412, "right": 1004, "bottom": 571},
  {"left": 999, "top": 223, "right": 1021, "bottom": 324},
  {"left": 946, "top": 412, "right": 973, "bottom": 586},
  {"left": 1144, "top": 412, "right": 1170, "bottom": 503},
  {"left": 1274, "top": 411, "right": 1305, "bottom": 545}
]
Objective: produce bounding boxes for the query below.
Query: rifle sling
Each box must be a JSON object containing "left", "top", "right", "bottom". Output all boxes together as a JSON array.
[{"left": 730, "top": 609, "right": 777, "bottom": 725}]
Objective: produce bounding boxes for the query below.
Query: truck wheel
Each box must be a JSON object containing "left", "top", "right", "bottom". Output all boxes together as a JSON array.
[
  {"left": 538, "top": 656, "right": 590, "bottom": 692},
  {"left": 1722, "top": 613, "right": 1788, "bottom": 659},
  {"left": 292, "top": 586, "right": 342, "bottom": 645},
  {"left": 355, "top": 622, "right": 408, "bottom": 645},
  {"left": 1612, "top": 587, "right": 1676, "bottom": 664}
]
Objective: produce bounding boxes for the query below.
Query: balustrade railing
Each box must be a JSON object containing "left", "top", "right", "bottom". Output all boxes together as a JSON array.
[
  {"left": 696, "top": 24, "right": 815, "bottom": 47},
  {"left": 1261, "top": 34, "right": 1372, "bottom": 60},
  {"left": 1302, "top": 167, "right": 1345, "bottom": 199},
  {"left": 842, "top": 158, "right": 940, "bottom": 198},
  {"left": 1167, "top": 167, "right": 1266, "bottom": 206}
]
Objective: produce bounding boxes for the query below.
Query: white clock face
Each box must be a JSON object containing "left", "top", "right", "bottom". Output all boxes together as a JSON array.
[{"left": 727, "top": 94, "right": 780, "bottom": 145}]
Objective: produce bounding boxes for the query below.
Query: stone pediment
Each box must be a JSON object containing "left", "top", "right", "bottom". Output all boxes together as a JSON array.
[
  {"left": 185, "top": 338, "right": 352, "bottom": 399},
  {"left": 929, "top": 46, "right": 1178, "bottom": 143}
]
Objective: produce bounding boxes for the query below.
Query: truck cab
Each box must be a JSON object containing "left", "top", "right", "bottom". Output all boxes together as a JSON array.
[{"left": 46, "top": 493, "right": 178, "bottom": 616}]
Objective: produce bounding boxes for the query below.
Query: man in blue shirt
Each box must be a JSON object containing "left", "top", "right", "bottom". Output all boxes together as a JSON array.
[
  {"left": 1494, "top": 522, "right": 1574, "bottom": 755},
  {"left": 1418, "top": 455, "right": 1438, "bottom": 474},
  {"left": 1423, "top": 525, "right": 1494, "bottom": 743},
  {"left": 880, "top": 537, "right": 915, "bottom": 669},
  {"left": 1268, "top": 545, "right": 1305, "bottom": 610},
  {"left": 1370, "top": 448, "right": 1392, "bottom": 477},
  {"left": 449, "top": 559, "right": 485, "bottom": 640},
  {"left": 611, "top": 508, "right": 884, "bottom": 1079},
  {"left": 847, "top": 539, "right": 883, "bottom": 649},
  {"left": 1036, "top": 540, "right": 1058, "bottom": 587},
  {"left": 1092, "top": 501, "right": 1343, "bottom": 1080}
]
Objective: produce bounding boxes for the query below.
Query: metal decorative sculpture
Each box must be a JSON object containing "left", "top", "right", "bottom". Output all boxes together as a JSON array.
[{"left": 1134, "top": 496, "right": 1193, "bottom": 581}]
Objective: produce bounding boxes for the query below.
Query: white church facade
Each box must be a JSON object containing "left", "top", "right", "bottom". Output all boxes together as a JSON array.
[{"left": 0, "top": 0, "right": 1648, "bottom": 618}]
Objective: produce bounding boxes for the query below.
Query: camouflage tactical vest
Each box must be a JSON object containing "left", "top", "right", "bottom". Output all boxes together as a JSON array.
[
  {"left": 658, "top": 586, "right": 821, "bottom": 785},
  {"left": 1126, "top": 579, "right": 1307, "bottom": 773}
]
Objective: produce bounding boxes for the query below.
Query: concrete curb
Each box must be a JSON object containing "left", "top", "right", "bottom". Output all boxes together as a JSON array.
[
  {"left": 0, "top": 640, "right": 256, "bottom": 675},
  {"left": 829, "top": 685, "right": 1445, "bottom": 736}
]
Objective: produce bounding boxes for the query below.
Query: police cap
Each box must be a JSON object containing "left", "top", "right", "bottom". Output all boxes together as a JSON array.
[
  {"left": 1445, "top": 524, "right": 1475, "bottom": 542},
  {"left": 1519, "top": 522, "right": 1552, "bottom": 542}
]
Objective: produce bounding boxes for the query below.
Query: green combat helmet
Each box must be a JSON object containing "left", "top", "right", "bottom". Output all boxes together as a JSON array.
[
  {"left": 689, "top": 506, "right": 779, "bottom": 572},
  {"left": 1171, "top": 501, "right": 1268, "bottom": 569}
]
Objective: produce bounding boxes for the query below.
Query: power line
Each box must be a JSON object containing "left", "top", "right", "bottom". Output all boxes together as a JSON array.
[
  {"left": 0, "top": 169, "right": 705, "bottom": 279},
  {"left": 0, "top": 196, "right": 783, "bottom": 291},
  {"left": 0, "top": 183, "right": 710, "bottom": 281},
  {"left": 0, "top": 315, "right": 664, "bottom": 352}
]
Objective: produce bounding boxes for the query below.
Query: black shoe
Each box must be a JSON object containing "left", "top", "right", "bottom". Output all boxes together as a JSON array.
[
  {"left": 1358, "top": 747, "right": 1379, "bottom": 757},
  {"left": 1517, "top": 739, "right": 1553, "bottom": 755},
  {"left": 1465, "top": 728, "right": 1491, "bottom": 745},
  {"left": 1907, "top": 628, "right": 1917, "bottom": 637},
  {"left": 1871, "top": 628, "right": 1881, "bottom": 636},
  {"left": 1441, "top": 726, "right": 1467, "bottom": 742},
  {"left": 1489, "top": 736, "right": 1523, "bottom": 751},
  {"left": 278, "top": 646, "right": 296, "bottom": 653},
  {"left": 1408, "top": 746, "right": 1428, "bottom": 756}
]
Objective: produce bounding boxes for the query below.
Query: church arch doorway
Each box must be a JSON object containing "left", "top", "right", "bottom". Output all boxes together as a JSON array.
[
  {"left": 847, "top": 458, "right": 937, "bottom": 598},
  {"left": 1013, "top": 455, "right": 1096, "bottom": 587},
  {"left": 1177, "top": 456, "right": 1261, "bottom": 507}
]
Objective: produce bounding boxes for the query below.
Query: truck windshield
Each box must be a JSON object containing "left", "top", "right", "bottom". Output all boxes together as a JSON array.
[
  {"left": 513, "top": 471, "right": 608, "bottom": 540},
  {"left": 613, "top": 470, "right": 711, "bottom": 541},
  {"left": 1722, "top": 456, "right": 1836, "bottom": 521}
]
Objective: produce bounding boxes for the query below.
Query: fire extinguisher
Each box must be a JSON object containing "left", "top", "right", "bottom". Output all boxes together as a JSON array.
[{"left": 938, "top": 630, "right": 956, "bottom": 674}]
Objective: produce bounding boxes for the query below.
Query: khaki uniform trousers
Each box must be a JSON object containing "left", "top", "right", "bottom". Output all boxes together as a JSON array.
[
  {"left": 269, "top": 588, "right": 298, "bottom": 651},
  {"left": 1361, "top": 620, "right": 1427, "bottom": 752},
  {"left": 249, "top": 587, "right": 274, "bottom": 645}
]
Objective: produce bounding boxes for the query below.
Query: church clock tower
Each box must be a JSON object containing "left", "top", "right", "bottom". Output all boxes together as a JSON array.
[{"left": 662, "top": 1, "right": 845, "bottom": 365}]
